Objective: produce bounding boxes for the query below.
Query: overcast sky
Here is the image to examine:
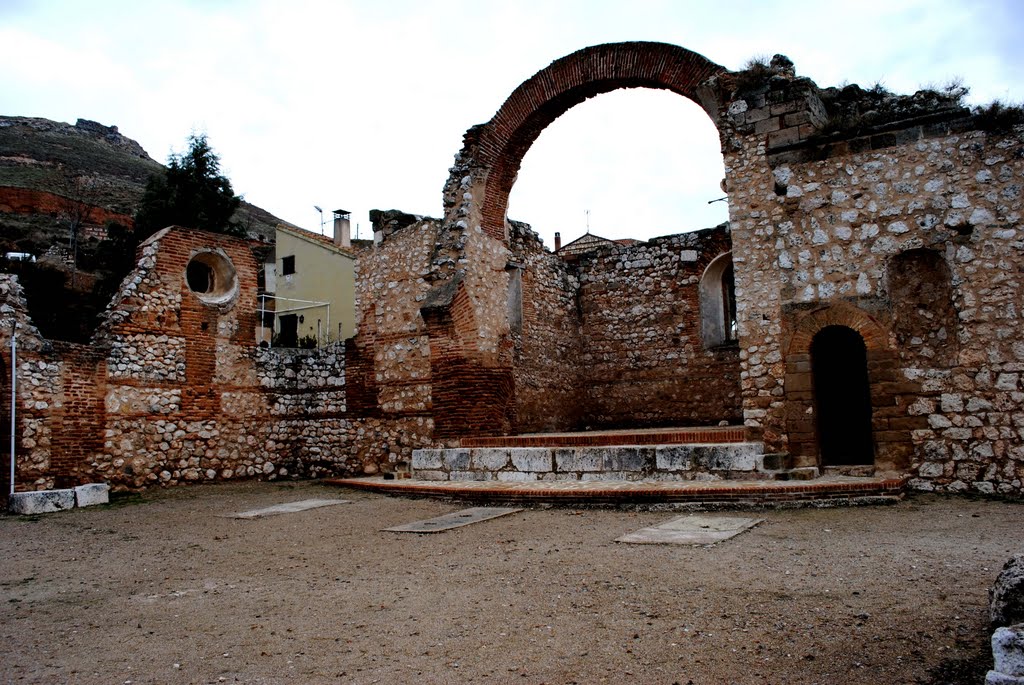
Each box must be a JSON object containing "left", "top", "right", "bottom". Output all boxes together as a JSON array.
[{"left": 2, "top": 0, "right": 1021, "bottom": 249}]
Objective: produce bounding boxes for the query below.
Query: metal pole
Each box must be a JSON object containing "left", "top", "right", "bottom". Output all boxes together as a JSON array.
[
  {"left": 260, "top": 293, "right": 266, "bottom": 346},
  {"left": 9, "top": 326, "right": 16, "bottom": 497}
]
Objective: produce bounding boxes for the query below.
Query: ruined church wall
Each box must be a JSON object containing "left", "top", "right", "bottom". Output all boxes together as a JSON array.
[
  {"left": 93, "top": 228, "right": 278, "bottom": 489},
  {"left": 727, "top": 123, "right": 1024, "bottom": 494},
  {"left": 355, "top": 219, "right": 437, "bottom": 416},
  {"left": 2, "top": 225, "right": 435, "bottom": 492},
  {"left": 575, "top": 229, "right": 742, "bottom": 429},
  {"left": 346, "top": 218, "right": 439, "bottom": 465},
  {"left": 0, "top": 275, "right": 62, "bottom": 490},
  {"left": 507, "top": 224, "right": 584, "bottom": 432}
]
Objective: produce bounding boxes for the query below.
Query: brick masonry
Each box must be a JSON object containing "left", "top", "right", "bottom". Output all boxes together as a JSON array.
[{"left": 0, "top": 226, "right": 432, "bottom": 491}]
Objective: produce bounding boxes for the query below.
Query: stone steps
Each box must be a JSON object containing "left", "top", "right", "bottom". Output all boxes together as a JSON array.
[{"left": 412, "top": 442, "right": 781, "bottom": 482}]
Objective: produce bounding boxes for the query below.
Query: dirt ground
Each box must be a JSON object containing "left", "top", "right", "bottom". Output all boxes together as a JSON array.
[{"left": 1, "top": 481, "right": 1020, "bottom": 685}]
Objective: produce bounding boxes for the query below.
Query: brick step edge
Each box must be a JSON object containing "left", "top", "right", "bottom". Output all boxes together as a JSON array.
[
  {"left": 460, "top": 427, "right": 747, "bottom": 448},
  {"left": 324, "top": 477, "right": 908, "bottom": 507}
]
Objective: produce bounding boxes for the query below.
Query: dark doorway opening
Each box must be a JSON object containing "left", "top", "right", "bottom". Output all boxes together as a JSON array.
[
  {"left": 277, "top": 314, "right": 298, "bottom": 348},
  {"left": 811, "top": 325, "right": 874, "bottom": 466}
]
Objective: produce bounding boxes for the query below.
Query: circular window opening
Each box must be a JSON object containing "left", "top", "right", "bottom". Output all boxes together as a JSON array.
[
  {"left": 186, "top": 260, "right": 213, "bottom": 293},
  {"left": 185, "top": 250, "right": 238, "bottom": 305}
]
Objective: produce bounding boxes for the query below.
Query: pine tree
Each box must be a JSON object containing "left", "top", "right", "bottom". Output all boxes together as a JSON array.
[{"left": 134, "top": 133, "right": 243, "bottom": 240}]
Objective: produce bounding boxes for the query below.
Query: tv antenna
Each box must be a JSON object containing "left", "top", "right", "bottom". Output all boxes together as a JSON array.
[{"left": 314, "top": 205, "right": 325, "bottom": 234}]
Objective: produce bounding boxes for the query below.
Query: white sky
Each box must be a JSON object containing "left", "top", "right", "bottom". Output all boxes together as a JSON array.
[{"left": 1, "top": 0, "right": 1021, "bottom": 249}]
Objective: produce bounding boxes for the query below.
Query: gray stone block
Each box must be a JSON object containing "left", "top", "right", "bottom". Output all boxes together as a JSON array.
[
  {"left": 510, "top": 448, "right": 552, "bottom": 473},
  {"left": 655, "top": 446, "right": 693, "bottom": 472},
  {"left": 602, "top": 447, "right": 653, "bottom": 473},
  {"left": 985, "top": 670, "right": 1024, "bottom": 684},
  {"left": 992, "top": 624, "right": 1024, "bottom": 677},
  {"left": 472, "top": 448, "right": 510, "bottom": 472},
  {"left": 9, "top": 489, "right": 76, "bottom": 515},
  {"left": 441, "top": 449, "right": 471, "bottom": 471},
  {"left": 412, "top": 449, "right": 444, "bottom": 470},
  {"left": 496, "top": 471, "right": 537, "bottom": 482},
  {"left": 555, "top": 447, "right": 604, "bottom": 473},
  {"left": 582, "top": 471, "right": 639, "bottom": 482},
  {"left": 450, "top": 471, "right": 489, "bottom": 482},
  {"left": 75, "top": 483, "right": 109, "bottom": 507},
  {"left": 692, "top": 444, "right": 759, "bottom": 471},
  {"left": 413, "top": 469, "right": 449, "bottom": 481}
]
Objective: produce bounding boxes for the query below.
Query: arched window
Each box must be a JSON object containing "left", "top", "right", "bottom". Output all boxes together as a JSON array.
[{"left": 700, "top": 252, "right": 737, "bottom": 348}]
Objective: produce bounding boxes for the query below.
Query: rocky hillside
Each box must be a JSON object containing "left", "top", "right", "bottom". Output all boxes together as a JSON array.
[
  {"left": 0, "top": 116, "right": 285, "bottom": 342},
  {"left": 0, "top": 116, "right": 280, "bottom": 255}
]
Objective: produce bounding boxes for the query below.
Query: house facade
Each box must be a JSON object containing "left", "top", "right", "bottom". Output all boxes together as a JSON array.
[{"left": 269, "top": 215, "right": 356, "bottom": 346}]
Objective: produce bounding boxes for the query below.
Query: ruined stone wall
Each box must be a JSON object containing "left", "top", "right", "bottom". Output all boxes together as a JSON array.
[
  {"left": 575, "top": 228, "right": 742, "bottom": 429},
  {"left": 492, "top": 221, "right": 741, "bottom": 434},
  {"left": 719, "top": 67, "right": 1024, "bottom": 494},
  {"left": 773, "top": 130, "right": 1022, "bottom": 493},
  {"left": 91, "top": 227, "right": 275, "bottom": 488},
  {"left": 350, "top": 216, "right": 439, "bottom": 464},
  {"left": 1, "top": 225, "right": 435, "bottom": 492},
  {"left": 0, "top": 275, "right": 60, "bottom": 491},
  {"left": 357, "top": 218, "right": 436, "bottom": 416},
  {"left": 507, "top": 222, "right": 583, "bottom": 432}
]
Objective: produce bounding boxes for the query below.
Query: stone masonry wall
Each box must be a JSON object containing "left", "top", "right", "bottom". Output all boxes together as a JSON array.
[
  {"left": 1, "top": 225, "right": 434, "bottom": 492},
  {"left": 575, "top": 227, "right": 742, "bottom": 429},
  {"left": 507, "top": 222, "right": 584, "bottom": 432},
  {"left": 501, "top": 221, "right": 740, "bottom": 434},
  {"left": 717, "top": 62, "right": 1024, "bottom": 493},
  {"left": 775, "top": 130, "right": 1023, "bottom": 493}
]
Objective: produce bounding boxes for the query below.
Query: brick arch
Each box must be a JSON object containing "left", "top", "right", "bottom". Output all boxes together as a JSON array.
[
  {"left": 787, "top": 302, "right": 890, "bottom": 356},
  {"left": 473, "top": 42, "right": 728, "bottom": 241}
]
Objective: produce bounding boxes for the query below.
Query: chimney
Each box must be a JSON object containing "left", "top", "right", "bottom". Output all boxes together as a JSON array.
[
  {"left": 332, "top": 209, "right": 351, "bottom": 248},
  {"left": 554, "top": 231, "right": 561, "bottom": 252}
]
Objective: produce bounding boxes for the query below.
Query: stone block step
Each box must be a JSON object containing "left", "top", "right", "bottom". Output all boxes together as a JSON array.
[{"left": 412, "top": 442, "right": 766, "bottom": 482}]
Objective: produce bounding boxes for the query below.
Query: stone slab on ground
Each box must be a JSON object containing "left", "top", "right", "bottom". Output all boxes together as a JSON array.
[
  {"left": 75, "top": 483, "right": 110, "bottom": 507},
  {"left": 226, "top": 499, "right": 351, "bottom": 519},
  {"left": 384, "top": 506, "right": 523, "bottom": 533},
  {"left": 616, "top": 515, "right": 763, "bottom": 546},
  {"left": 8, "top": 489, "right": 76, "bottom": 515}
]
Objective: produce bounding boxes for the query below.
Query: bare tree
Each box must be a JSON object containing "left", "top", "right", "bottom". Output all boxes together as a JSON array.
[{"left": 55, "top": 168, "right": 99, "bottom": 288}]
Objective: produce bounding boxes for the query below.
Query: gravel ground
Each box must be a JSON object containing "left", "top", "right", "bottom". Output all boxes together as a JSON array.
[{"left": 1, "top": 480, "right": 1020, "bottom": 684}]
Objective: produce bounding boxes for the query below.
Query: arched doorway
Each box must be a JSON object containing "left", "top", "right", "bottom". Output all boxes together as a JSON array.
[{"left": 810, "top": 325, "right": 874, "bottom": 466}]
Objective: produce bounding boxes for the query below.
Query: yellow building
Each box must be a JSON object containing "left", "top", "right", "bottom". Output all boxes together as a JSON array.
[{"left": 266, "top": 212, "right": 356, "bottom": 347}]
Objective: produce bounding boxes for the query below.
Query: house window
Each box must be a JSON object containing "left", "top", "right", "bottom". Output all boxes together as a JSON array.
[{"left": 282, "top": 255, "right": 296, "bottom": 275}]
